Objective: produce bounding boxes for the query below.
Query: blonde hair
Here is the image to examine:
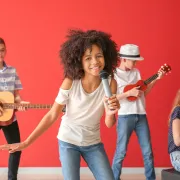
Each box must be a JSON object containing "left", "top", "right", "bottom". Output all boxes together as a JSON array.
[{"left": 169, "top": 89, "right": 180, "bottom": 124}]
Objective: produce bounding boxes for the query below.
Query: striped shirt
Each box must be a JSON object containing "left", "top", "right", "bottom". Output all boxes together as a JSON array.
[
  {"left": 0, "top": 61, "right": 23, "bottom": 122},
  {"left": 168, "top": 106, "right": 180, "bottom": 154}
]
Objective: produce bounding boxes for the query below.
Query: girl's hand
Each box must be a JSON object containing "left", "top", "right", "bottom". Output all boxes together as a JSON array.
[
  {"left": 0, "top": 141, "right": 29, "bottom": 153},
  {"left": 104, "top": 95, "right": 120, "bottom": 115}
]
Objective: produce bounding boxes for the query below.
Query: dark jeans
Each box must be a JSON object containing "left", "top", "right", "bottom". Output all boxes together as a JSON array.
[{"left": 0, "top": 121, "right": 22, "bottom": 180}]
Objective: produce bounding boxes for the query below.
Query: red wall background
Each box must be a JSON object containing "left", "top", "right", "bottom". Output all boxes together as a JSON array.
[{"left": 0, "top": 0, "right": 180, "bottom": 167}]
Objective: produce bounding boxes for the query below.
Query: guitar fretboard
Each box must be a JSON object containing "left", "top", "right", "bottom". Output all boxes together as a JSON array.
[
  {"left": 144, "top": 73, "right": 158, "bottom": 85},
  {"left": 3, "top": 103, "right": 52, "bottom": 109}
]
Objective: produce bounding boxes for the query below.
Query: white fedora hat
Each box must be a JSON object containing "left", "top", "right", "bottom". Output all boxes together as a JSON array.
[{"left": 119, "top": 44, "right": 144, "bottom": 61}]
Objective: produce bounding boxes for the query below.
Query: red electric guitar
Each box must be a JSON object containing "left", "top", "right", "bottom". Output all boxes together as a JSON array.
[
  {"left": 123, "top": 64, "right": 171, "bottom": 101},
  {"left": 0, "top": 91, "right": 52, "bottom": 126}
]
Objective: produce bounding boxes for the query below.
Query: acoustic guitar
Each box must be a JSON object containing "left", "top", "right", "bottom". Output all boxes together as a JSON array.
[
  {"left": 123, "top": 64, "right": 171, "bottom": 101},
  {"left": 0, "top": 91, "right": 52, "bottom": 126}
]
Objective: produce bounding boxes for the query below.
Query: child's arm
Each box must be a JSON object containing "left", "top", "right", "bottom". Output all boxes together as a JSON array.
[
  {"left": 0, "top": 78, "right": 72, "bottom": 153},
  {"left": 0, "top": 102, "right": 3, "bottom": 116},
  {"left": 116, "top": 86, "right": 142, "bottom": 100},
  {"left": 144, "top": 68, "right": 165, "bottom": 96},
  {"left": 173, "top": 119, "right": 180, "bottom": 146},
  {"left": 14, "top": 90, "right": 23, "bottom": 103},
  {"left": 0, "top": 102, "right": 64, "bottom": 153},
  {"left": 14, "top": 90, "right": 30, "bottom": 111},
  {"left": 104, "top": 78, "right": 120, "bottom": 128},
  {"left": 22, "top": 102, "right": 64, "bottom": 147},
  {"left": 144, "top": 80, "right": 158, "bottom": 96}
]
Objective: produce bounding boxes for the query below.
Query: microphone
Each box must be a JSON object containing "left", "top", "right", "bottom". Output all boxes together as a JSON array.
[{"left": 99, "top": 70, "right": 112, "bottom": 97}]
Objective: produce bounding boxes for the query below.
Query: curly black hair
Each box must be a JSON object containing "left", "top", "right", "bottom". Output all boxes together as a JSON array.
[{"left": 60, "top": 29, "right": 119, "bottom": 79}]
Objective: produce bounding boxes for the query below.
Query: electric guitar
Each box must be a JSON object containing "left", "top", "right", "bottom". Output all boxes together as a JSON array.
[
  {"left": 0, "top": 91, "right": 52, "bottom": 126},
  {"left": 123, "top": 64, "right": 171, "bottom": 101}
]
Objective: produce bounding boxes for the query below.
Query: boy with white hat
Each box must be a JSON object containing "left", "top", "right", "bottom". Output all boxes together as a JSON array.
[{"left": 112, "top": 44, "right": 165, "bottom": 180}]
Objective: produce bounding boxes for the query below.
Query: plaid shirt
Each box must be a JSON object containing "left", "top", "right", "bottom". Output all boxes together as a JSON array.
[
  {"left": 0, "top": 61, "right": 22, "bottom": 92},
  {"left": 0, "top": 61, "right": 23, "bottom": 122}
]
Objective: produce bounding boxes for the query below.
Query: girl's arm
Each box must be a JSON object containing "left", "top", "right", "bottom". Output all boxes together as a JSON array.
[
  {"left": 25, "top": 102, "right": 64, "bottom": 146},
  {"left": 0, "top": 78, "right": 73, "bottom": 153},
  {"left": 104, "top": 78, "right": 120, "bottom": 128},
  {"left": 173, "top": 119, "right": 180, "bottom": 146}
]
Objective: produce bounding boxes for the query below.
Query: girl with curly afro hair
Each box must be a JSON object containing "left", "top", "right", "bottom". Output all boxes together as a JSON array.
[{"left": 0, "top": 29, "right": 120, "bottom": 180}]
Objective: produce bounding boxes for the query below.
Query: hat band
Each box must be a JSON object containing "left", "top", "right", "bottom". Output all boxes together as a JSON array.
[{"left": 119, "top": 54, "right": 140, "bottom": 58}]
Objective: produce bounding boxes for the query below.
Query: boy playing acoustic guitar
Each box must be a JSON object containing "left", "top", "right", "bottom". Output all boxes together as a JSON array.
[
  {"left": 0, "top": 37, "right": 29, "bottom": 180},
  {"left": 112, "top": 44, "right": 168, "bottom": 180}
]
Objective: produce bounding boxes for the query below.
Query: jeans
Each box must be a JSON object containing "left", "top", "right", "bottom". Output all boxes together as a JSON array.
[
  {"left": 112, "top": 114, "right": 155, "bottom": 180},
  {"left": 59, "top": 140, "right": 114, "bottom": 180},
  {"left": 0, "top": 121, "right": 22, "bottom": 180},
  {"left": 170, "top": 151, "right": 180, "bottom": 172}
]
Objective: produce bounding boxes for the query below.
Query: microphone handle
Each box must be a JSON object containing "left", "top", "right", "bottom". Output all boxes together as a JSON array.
[{"left": 102, "top": 79, "right": 112, "bottom": 97}]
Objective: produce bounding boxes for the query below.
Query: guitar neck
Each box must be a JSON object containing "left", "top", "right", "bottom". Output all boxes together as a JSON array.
[
  {"left": 144, "top": 73, "right": 158, "bottom": 85},
  {"left": 3, "top": 103, "right": 52, "bottom": 109}
]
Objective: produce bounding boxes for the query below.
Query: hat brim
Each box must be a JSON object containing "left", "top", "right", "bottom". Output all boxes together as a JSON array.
[{"left": 120, "top": 56, "right": 144, "bottom": 61}]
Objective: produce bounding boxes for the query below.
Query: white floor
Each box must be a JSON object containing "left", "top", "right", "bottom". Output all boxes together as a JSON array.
[
  {"left": 0, "top": 174, "right": 161, "bottom": 180},
  {"left": 0, "top": 167, "right": 165, "bottom": 180}
]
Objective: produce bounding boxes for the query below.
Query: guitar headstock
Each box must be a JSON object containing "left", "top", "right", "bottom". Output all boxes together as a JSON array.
[{"left": 160, "top": 63, "right": 172, "bottom": 74}]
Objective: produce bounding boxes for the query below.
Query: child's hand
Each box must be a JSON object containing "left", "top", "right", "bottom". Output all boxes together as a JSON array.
[
  {"left": 17, "top": 101, "right": 30, "bottom": 111},
  {"left": 0, "top": 141, "right": 28, "bottom": 153},
  {"left": 128, "top": 87, "right": 142, "bottom": 97},
  {"left": 0, "top": 101, "right": 3, "bottom": 116},
  {"left": 104, "top": 95, "right": 120, "bottom": 115},
  {"left": 157, "top": 68, "right": 166, "bottom": 80}
]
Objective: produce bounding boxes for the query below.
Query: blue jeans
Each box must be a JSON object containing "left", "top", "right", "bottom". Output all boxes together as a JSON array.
[
  {"left": 59, "top": 140, "right": 114, "bottom": 180},
  {"left": 112, "top": 114, "right": 155, "bottom": 180},
  {"left": 170, "top": 151, "right": 180, "bottom": 172}
]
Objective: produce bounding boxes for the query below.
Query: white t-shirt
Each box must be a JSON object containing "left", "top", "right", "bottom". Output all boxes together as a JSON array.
[
  {"left": 114, "top": 68, "right": 146, "bottom": 115},
  {"left": 55, "top": 79, "right": 106, "bottom": 146}
]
